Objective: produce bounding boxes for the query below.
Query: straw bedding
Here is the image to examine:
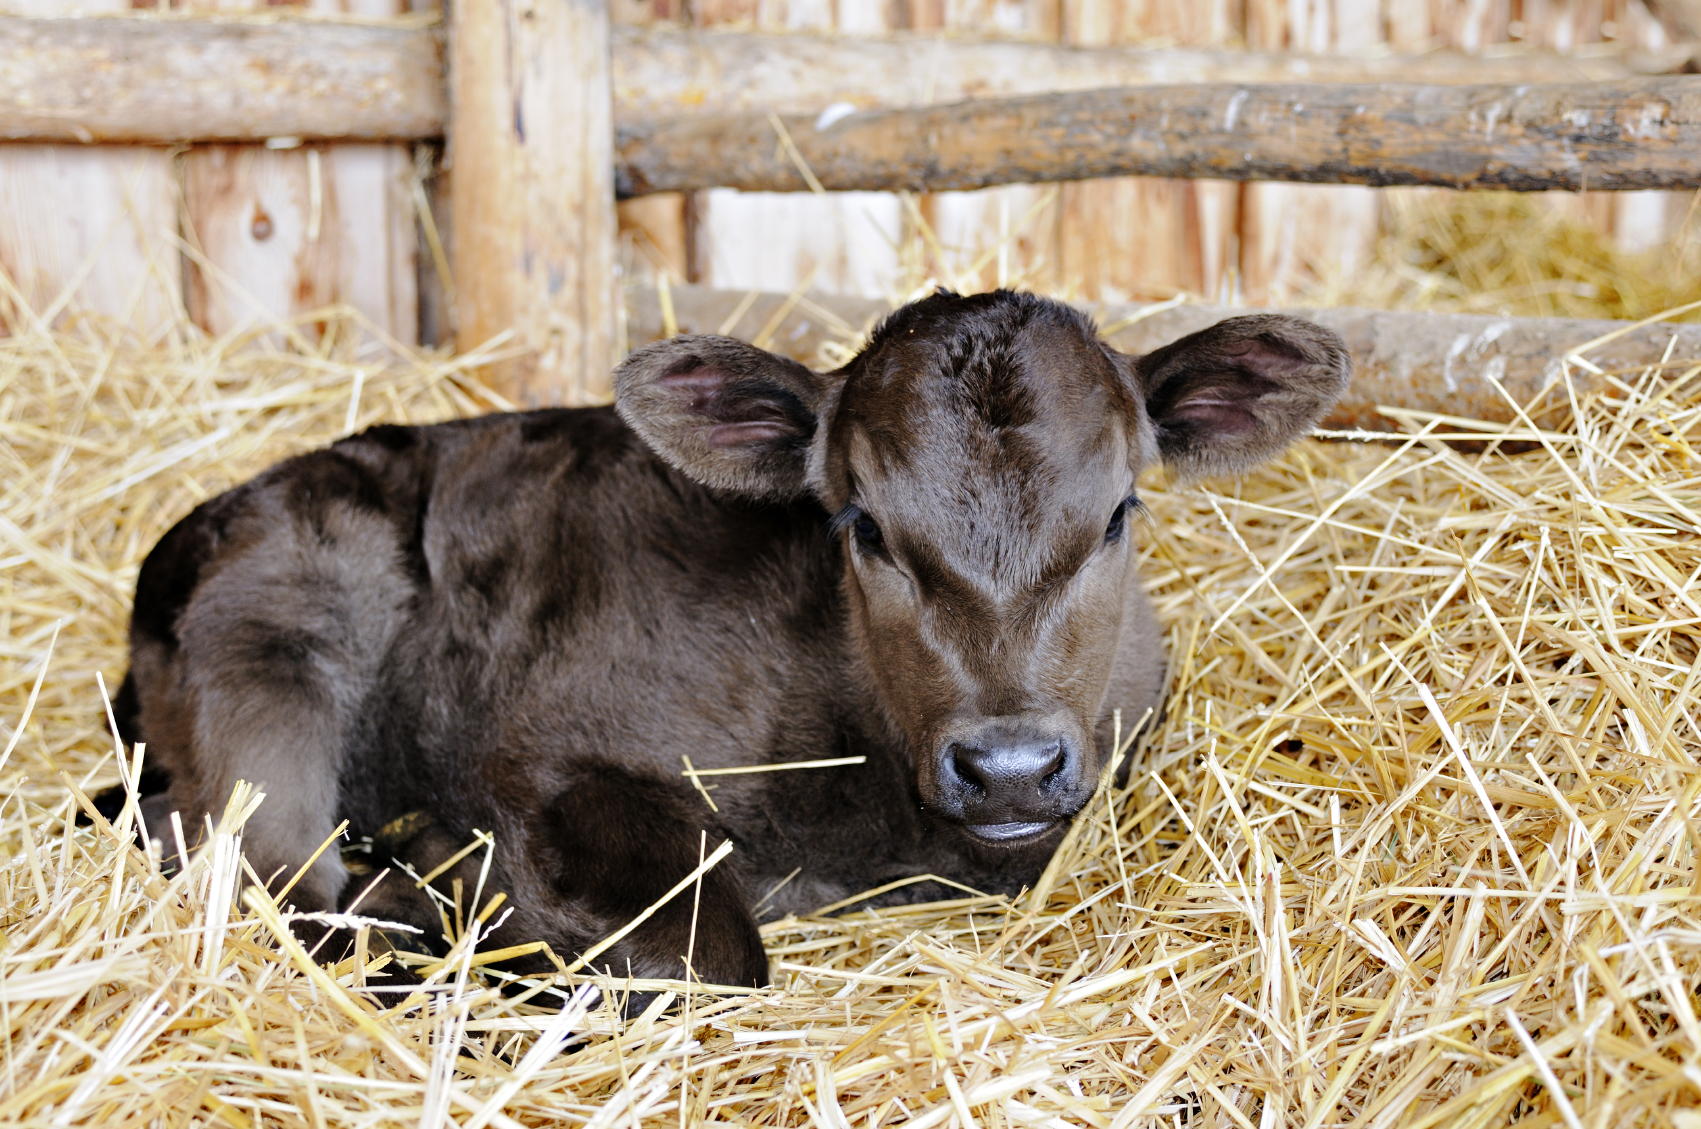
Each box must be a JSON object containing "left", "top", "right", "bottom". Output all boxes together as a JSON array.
[
  {"left": 1303, "top": 189, "right": 1701, "bottom": 324},
  {"left": 4, "top": 294, "right": 1701, "bottom": 1128}
]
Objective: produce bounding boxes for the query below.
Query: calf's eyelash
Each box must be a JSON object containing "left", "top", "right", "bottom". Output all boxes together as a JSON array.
[{"left": 827, "top": 504, "right": 863, "bottom": 536}]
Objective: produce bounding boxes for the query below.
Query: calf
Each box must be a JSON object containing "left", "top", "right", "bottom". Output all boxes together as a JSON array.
[{"left": 114, "top": 290, "right": 1348, "bottom": 988}]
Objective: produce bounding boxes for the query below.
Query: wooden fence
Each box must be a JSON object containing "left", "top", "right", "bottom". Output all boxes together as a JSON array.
[{"left": 1, "top": 0, "right": 1697, "bottom": 411}]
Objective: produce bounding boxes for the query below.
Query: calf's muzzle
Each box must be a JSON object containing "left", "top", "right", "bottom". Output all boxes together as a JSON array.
[{"left": 933, "top": 714, "right": 1091, "bottom": 843}]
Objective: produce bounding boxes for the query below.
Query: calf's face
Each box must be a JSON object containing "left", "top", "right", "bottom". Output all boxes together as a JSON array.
[{"left": 618, "top": 292, "right": 1348, "bottom": 845}]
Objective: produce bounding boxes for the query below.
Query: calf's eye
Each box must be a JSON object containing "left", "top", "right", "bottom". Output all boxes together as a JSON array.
[
  {"left": 853, "top": 513, "right": 885, "bottom": 552},
  {"left": 1104, "top": 495, "right": 1138, "bottom": 544}
]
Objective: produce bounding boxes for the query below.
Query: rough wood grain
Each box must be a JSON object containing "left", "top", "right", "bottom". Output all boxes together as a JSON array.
[
  {"left": 177, "top": 0, "right": 419, "bottom": 346},
  {"left": 0, "top": 16, "right": 445, "bottom": 144},
  {"left": 609, "top": 25, "right": 1688, "bottom": 120},
  {"left": 183, "top": 142, "right": 417, "bottom": 342},
  {"left": 0, "top": 143, "right": 179, "bottom": 329},
  {"left": 616, "top": 77, "right": 1701, "bottom": 197},
  {"left": 1, "top": 17, "right": 1688, "bottom": 145},
  {"left": 1051, "top": 0, "right": 1227, "bottom": 310},
  {"left": 0, "top": 0, "right": 182, "bottom": 332},
  {"left": 1057, "top": 177, "right": 1208, "bottom": 302},
  {"left": 626, "top": 282, "right": 1701, "bottom": 430},
  {"left": 449, "top": 0, "right": 619, "bottom": 406},
  {"left": 1239, "top": 181, "right": 1381, "bottom": 305}
]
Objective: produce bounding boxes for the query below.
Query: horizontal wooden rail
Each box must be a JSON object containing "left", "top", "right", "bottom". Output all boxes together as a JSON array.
[
  {"left": 627, "top": 284, "right": 1701, "bottom": 431},
  {"left": 615, "top": 77, "right": 1701, "bottom": 196},
  {"left": 0, "top": 16, "right": 1689, "bottom": 143},
  {"left": 0, "top": 16, "right": 444, "bottom": 144},
  {"left": 610, "top": 26, "right": 1685, "bottom": 120}
]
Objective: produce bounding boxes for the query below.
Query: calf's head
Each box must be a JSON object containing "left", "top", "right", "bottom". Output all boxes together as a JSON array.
[{"left": 618, "top": 292, "right": 1348, "bottom": 845}]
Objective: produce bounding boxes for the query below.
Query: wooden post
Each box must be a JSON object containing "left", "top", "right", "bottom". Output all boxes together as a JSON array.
[{"left": 449, "top": 0, "right": 619, "bottom": 407}]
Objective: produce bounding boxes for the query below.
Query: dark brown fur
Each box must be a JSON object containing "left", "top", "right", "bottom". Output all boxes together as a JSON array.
[{"left": 115, "top": 291, "right": 1348, "bottom": 989}]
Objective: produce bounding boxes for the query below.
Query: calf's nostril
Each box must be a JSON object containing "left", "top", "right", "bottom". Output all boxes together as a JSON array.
[
  {"left": 949, "top": 744, "right": 988, "bottom": 795},
  {"left": 1037, "top": 742, "right": 1067, "bottom": 790}
]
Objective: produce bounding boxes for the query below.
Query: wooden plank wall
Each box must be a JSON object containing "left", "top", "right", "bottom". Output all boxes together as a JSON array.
[
  {"left": 0, "top": 0, "right": 418, "bottom": 344},
  {"left": 0, "top": 0, "right": 1688, "bottom": 343},
  {"left": 0, "top": 0, "right": 178, "bottom": 333},
  {"left": 614, "top": 0, "right": 1689, "bottom": 309},
  {"left": 179, "top": 0, "right": 418, "bottom": 345}
]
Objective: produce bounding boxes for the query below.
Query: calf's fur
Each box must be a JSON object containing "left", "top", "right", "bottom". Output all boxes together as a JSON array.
[{"left": 114, "top": 290, "right": 1348, "bottom": 987}]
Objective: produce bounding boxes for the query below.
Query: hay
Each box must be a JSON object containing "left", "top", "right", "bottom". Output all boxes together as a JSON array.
[
  {"left": 5, "top": 291, "right": 1701, "bottom": 1127},
  {"left": 1305, "top": 189, "right": 1701, "bottom": 324}
]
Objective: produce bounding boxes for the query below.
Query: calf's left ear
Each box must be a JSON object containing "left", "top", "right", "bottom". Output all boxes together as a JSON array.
[
  {"left": 1126, "top": 314, "right": 1351, "bottom": 480},
  {"left": 615, "top": 335, "right": 828, "bottom": 501}
]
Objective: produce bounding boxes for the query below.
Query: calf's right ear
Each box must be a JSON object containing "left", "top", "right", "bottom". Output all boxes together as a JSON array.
[
  {"left": 615, "top": 335, "right": 829, "bottom": 501},
  {"left": 1128, "top": 314, "right": 1352, "bottom": 481}
]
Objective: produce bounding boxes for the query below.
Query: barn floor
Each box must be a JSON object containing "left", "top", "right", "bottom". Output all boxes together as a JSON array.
[{"left": 2, "top": 294, "right": 1700, "bottom": 1127}]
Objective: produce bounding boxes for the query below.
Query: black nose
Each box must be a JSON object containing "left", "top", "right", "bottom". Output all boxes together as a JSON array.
[{"left": 947, "top": 736, "right": 1069, "bottom": 813}]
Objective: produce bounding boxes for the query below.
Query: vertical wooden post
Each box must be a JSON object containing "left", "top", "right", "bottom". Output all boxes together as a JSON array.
[{"left": 449, "top": 0, "right": 619, "bottom": 407}]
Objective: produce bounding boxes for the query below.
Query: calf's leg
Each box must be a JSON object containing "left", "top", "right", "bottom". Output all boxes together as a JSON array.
[
  {"left": 530, "top": 765, "right": 767, "bottom": 989},
  {"left": 147, "top": 493, "right": 413, "bottom": 915}
]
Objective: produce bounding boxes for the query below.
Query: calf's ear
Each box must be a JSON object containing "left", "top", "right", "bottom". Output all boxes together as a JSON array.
[
  {"left": 615, "top": 335, "right": 828, "bottom": 501},
  {"left": 1128, "top": 314, "right": 1351, "bottom": 480}
]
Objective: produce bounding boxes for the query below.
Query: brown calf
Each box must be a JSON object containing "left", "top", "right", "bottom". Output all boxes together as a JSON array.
[{"left": 113, "top": 290, "right": 1348, "bottom": 989}]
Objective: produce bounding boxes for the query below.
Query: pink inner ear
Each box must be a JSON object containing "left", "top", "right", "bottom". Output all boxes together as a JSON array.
[
  {"left": 707, "top": 421, "right": 796, "bottom": 448},
  {"left": 656, "top": 366, "right": 728, "bottom": 392},
  {"left": 1227, "top": 340, "right": 1306, "bottom": 376},
  {"left": 1172, "top": 394, "right": 1258, "bottom": 435},
  {"left": 1175, "top": 394, "right": 1239, "bottom": 410}
]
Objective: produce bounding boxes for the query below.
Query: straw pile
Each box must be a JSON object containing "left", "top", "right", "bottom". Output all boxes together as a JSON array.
[
  {"left": 5, "top": 283, "right": 1701, "bottom": 1127},
  {"left": 1305, "top": 189, "right": 1701, "bottom": 324}
]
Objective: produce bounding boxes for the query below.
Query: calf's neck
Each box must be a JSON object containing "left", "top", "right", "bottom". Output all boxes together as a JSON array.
[{"left": 115, "top": 290, "right": 1348, "bottom": 987}]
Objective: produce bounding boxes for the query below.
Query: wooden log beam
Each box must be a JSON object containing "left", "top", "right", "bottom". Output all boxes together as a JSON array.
[
  {"left": 449, "top": 0, "right": 618, "bottom": 406},
  {"left": 626, "top": 283, "right": 1701, "bottom": 431},
  {"left": 0, "top": 16, "right": 444, "bottom": 144},
  {"left": 1, "top": 16, "right": 1691, "bottom": 145},
  {"left": 616, "top": 77, "right": 1701, "bottom": 196},
  {"left": 610, "top": 26, "right": 1689, "bottom": 121}
]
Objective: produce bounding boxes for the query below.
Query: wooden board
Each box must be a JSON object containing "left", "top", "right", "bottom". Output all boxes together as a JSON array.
[
  {"left": 449, "top": 0, "right": 619, "bottom": 404},
  {"left": 180, "top": 0, "right": 419, "bottom": 346},
  {"left": 915, "top": 183, "right": 1059, "bottom": 294},
  {"left": 183, "top": 142, "right": 417, "bottom": 341},
  {"left": 694, "top": 189, "right": 904, "bottom": 298},
  {"left": 0, "top": 0, "right": 179, "bottom": 333},
  {"left": 0, "top": 143, "right": 179, "bottom": 331},
  {"left": 1058, "top": 177, "right": 1205, "bottom": 303},
  {"left": 1240, "top": 182, "right": 1381, "bottom": 305}
]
